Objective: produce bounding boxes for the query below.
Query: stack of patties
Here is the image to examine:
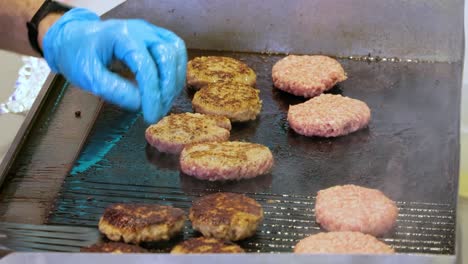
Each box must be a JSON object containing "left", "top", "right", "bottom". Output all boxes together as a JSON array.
[
  {"left": 272, "top": 55, "right": 371, "bottom": 137},
  {"left": 294, "top": 184, "right": 398, "bottom": 254},
  {"left": 187, "top": 56, "right": 262, "bottom": 122},
  {"left": 146, "top": 56, "right": 271, "bottom": 182},
  {"left": 144, "top": 113, "right": 274, "bottom": 182},
  {"left": 171, "top": 192, "right": 263, "bottom": 254}
]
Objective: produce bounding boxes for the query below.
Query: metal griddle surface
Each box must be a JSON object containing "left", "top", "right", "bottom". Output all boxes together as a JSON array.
[{"left": 47, "top": 50, "right": 459, "bottom": 254}]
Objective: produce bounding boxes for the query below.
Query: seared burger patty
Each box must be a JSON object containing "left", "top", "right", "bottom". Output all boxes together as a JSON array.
[
  {"left": 189, "top": 192, "right": 263, "bottom": 241},
  {"left": 294, "top": 231, "right": 395, "bottom": 254},
  {"left": 288, "top": 94, "right": 371, "bottom": 137},
  {"left": 180, "top": 141, "right": 274, "bottom": 181},
  {"left": 145, "top": 112, "right": 231, "bottom": 154},
  {"left": 192, "top": 82, "right": 262, "bottom": 122},
  {"left": 98, "top": 204, "right": 186, "bottom": 244},
  {"left": 80, "top": 242, "right": 148, "bottom": 253},
  {"left": 171, "top": 237, "right": 244, "bottom": 254},
  {"left": 187, "top": 56, "right": 256, "bottom": 90},
  {"left": 272, "top": 55, "right": 347, "bottom": 98},
  {"left": 315, "top": 184, "right": 398, "bottom": 236}
]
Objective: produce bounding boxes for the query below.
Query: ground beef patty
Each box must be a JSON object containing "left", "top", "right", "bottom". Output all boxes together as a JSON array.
[
  {"left": 189, "top": 192, "right": 263, "bottom": 241},
  {"left": 180, "top": 141, "right": 274, "bottom": 181},
  {"left": 80, "top": 242, "right": 148, "bottom": 253},
  {"left": 294, "top": 231, "right": 394, "bottom": 254},
  {"left": 272, "top": 55, "right": 347, "bottom": 98},
  {"left": 98, "top": 204, "right": 186, "bottom": 244},
  {"left": 187, "top": 56, "right": 256, "bottom": 90},
  {"left": 192, "top": 82, "right": 262, "bottom": 122},
  {"left": 315, "top": 185, "right": 398, "bottom": 236},
  {"left": 171, "top": 237, "right": 244, "bottom": 254},
  {"left": 145, "top": 113, "right": 231, "bottom": 154},
  {"left": 288, "top": 94, "right": 371, "bottom": 137}
]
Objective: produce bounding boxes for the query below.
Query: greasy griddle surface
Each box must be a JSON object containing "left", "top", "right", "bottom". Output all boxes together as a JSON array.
[{"left": 48, "top": 50, "right": 459, "bottom": 254}]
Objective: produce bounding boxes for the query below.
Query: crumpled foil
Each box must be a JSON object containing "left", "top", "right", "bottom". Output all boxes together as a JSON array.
[{"left": 0, "top": 57, "right": 50, "bottom": 115}]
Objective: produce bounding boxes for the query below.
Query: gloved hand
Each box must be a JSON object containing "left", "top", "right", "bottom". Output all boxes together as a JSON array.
[{"left": 43, "top": 8, "right": 187, "bottom": 123}]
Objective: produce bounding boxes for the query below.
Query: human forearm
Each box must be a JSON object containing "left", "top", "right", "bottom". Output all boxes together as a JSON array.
[
  {"left": 0, "top": 0, "right": 62, "bottom": 56},
  {"left": 0, "top": 5, "right": 188, "bottom": 124},
  {"left": 38, "top": 13, "right": 62, "bottom": 51}
]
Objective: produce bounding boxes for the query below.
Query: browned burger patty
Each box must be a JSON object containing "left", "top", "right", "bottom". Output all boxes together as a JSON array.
[
  {"left": 294, "top": 231, "right": 395, "bottom": 254},
  {"left": 80, "top": 242, "right": 148, "bottom": 253},
  {"left": 187, "top": 56, "right": 256, "bottom": 90},
  {"left": 192, "top": 83, "right": 262, "bottom": 122},
  {"left": 272, "top": 55, "right": 347, "bottom": 98},
  {"left": 98, "top": 204, "right": 186, "bottom": 244},
  {"left": 288, "top": 94, "right": 371, "bottom": 137},
  {"left": 171, "top": 237, "right": 244, "bottom": 254},
  {"left": 180, "top": 141, "right": 274, "bottom": 181},
  {"left": 145, "top": 113, "right": 231, "bottom": 154},
  {"left": 315, "top": 185, "right": 398, "bottom": 236},
  {"left": 189, "top": 192, "right": 263, "bottom": 241}
]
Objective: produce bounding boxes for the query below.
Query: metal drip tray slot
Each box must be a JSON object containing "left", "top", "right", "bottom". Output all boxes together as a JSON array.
[{"left": 2, "top": 193, "right": 455, "bottom": 254}]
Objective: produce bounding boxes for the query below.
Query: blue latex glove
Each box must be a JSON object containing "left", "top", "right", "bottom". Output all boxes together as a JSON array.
[{"left": 43, "top": 8, "right": 187, "bottom": 123}]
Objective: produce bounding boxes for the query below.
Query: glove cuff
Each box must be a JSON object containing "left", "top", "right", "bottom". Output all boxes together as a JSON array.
[{"left": 43, "top": 8, "right": 100, "bottom": 72}]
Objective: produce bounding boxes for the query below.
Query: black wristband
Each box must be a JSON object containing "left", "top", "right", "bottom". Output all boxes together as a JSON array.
[{"left": 26, "top": 0, "right": 71, "bottom": 56}]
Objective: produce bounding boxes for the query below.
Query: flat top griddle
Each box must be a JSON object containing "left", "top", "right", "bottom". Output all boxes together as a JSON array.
[{"left": 41, "top": 50, "right": 459, "bottom": 254}]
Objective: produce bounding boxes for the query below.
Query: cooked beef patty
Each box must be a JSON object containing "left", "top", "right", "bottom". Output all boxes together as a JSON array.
[
  {"left": 98, "top": 204, "right": 186, "bottom": 244},
  {"left": 145, "top": 112, "right": 231, "bottom": 154},
  {"left": 189, "top": 192, "right": 263, "bottom": 241},
  {"left": 187, "top": 56, "right": 256, "bottom": 90}
]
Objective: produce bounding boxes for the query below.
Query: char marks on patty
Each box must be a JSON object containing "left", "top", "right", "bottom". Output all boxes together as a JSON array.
[
  {"left": 81, "top": 242, "right": 148, "bottom": 253},
  {"left": 192, "top": 83, "right": 262, "bottom": 122},
  {"left": 145, "top": 113, "right": 231, "bottom": 154},
  {"left": 171, "top": 237, "right": 244, "bottom": 254},
  {"left": 180, "top": 141, "right": 274, "bottom": 181},
  {"left": 98, "top": 204, "right": 186, "bottom": 244},
  {"left": 187, "top": 56, "right": 256, "bottom": 90},
  {"left": 189, "top": 192, "right": 263, "bottom": 241}
]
